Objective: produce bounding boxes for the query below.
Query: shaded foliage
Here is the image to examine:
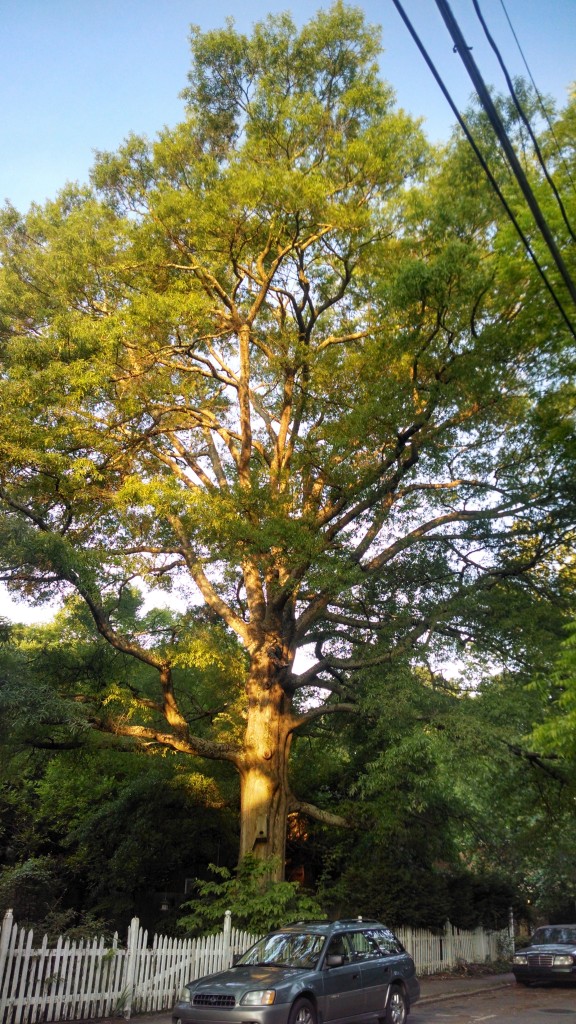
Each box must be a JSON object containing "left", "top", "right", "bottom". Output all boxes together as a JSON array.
[{"left": 179, "top": 856, "right": 325, "bottom": 935}]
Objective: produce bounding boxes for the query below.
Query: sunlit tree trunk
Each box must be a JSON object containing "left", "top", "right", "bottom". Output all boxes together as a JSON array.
[{"left": 238, "top": 646, "right": 295, "bottom": 880}]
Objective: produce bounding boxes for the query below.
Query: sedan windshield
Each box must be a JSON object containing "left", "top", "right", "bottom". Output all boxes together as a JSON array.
[
  {"left": 532, "top": 926, "right": 576, "bottom": 945},
  {"left": 239, "top": 933, "right": 325, "bottom": 970}
]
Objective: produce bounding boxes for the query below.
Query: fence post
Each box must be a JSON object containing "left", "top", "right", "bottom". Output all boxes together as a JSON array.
[
  {"left": 123, "top": 917, "right": 140, "bottom": 1019},
  {"left": 0, "top": 908, "right": 14, "bottom": 985},
  {"left": 443, "top": 921, "right": 454, "bottom": 968},
  {"left": 508, "top": 906, "right": 515, "bottom": 956},
  {"left": 223, "top": 911, "right": 232, "bottom": 967}
]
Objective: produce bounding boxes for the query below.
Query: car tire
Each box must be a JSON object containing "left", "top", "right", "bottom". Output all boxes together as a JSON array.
[
  {"left": 288, "top": 997, "right": 317, "bottom": 1024},
  {"left": 384, "top": 984, "right": 408, "bottom": 1024}
]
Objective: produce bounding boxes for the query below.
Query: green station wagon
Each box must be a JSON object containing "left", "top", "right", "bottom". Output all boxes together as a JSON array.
[{"left": 172, "top": 918, "right": 420, "bottom": 1024}]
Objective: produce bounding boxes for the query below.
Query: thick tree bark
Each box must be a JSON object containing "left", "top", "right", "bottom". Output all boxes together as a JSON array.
[{"left": 238, "top": 646, "right": 295, "bottom": 880}]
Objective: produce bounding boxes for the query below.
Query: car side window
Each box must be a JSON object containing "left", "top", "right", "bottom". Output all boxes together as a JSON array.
[
  {"left": 347, "top": 930, "right": 381, "bottom": 962},
  {"left": 326, "top": 933, "right": 352, "bottom": 961},
  {"left": 368, "top": 928, "right": 404, "bottom": 956}
]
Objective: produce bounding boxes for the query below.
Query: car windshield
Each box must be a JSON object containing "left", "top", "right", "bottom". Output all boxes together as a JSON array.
[
  {"left": 532, "top": 926, "right": 576, "bottom": 945},
  {"left": 239, "top": 932, "right": 326, "bottom": 970}
]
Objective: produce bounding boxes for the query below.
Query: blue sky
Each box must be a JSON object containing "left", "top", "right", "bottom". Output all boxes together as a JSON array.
[
  {"left": 1, "top": 0, "right": 574, "bottom": 213},
  {"left": 0, "top": 0, "right": 574, "bottom": 624}
]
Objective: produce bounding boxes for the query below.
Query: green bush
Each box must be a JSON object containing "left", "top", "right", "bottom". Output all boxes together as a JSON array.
[{"left": 178, "top": 856, "right": 325, "bottom": 934}]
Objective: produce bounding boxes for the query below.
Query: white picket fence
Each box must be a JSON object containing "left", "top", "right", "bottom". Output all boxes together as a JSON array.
[
  {"left": 396, "top": 921, "right": 509, "bottom": 975},
  {"left": 0, "top": 910, "right": 257, "bottom": 1024},
  {"left": 0, "top": 909, "right": 510, "bottom": 1024}
]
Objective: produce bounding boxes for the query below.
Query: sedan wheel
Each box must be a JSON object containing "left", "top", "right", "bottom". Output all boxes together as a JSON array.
[
  {"left": 288, "top": 997, "right": 317, "bottom": 1024},
  {"left": 384, "top": 985, "right": 407, "bottom": 1024}
]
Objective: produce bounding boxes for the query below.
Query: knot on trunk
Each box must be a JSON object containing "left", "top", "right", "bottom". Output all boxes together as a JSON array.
[{"left": 266, "top": 644, "right": 290, "bottom": 687}]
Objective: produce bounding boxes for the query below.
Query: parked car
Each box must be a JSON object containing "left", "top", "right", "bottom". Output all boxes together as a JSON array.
[
  {"left": 172, "top": 918, "right": 420, "bottom": 1024},
  {"left": 512, "top": 924, "right": 576, "bottom": 985}
]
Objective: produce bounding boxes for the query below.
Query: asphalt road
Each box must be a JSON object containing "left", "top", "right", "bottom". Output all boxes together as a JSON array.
[{"left": 411, "top": 982, "right": 576, "bottom": 1022}]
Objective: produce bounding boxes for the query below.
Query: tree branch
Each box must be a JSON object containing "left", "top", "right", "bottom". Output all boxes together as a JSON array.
[
  {"left": 288, "top": 800, "right": 350, "bottom": 828},
  {"left": 292, "top": 701, "right": 358, "bottom": 730}
]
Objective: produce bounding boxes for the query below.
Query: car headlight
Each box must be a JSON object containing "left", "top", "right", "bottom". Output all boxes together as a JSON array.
[
  {"left": 513, "top": 954, "right": 528, "bottom": 964},
  {"left": 179, "top": 988, "right": 192, "bottom": 1003},
  {"left": 240, "top": 990, "right": 276, "bottom": 1006},
  {"left": 552, "top": 955, "right": 574, "bottom": 966}
]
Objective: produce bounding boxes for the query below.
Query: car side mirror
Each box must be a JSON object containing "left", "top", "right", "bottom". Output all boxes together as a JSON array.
[{"left": 325, "top": 954, "right": 345, "bottom": 968}]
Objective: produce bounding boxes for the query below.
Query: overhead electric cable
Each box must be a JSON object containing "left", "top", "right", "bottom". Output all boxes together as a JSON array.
[
  {"left": 389, "top": 0, "right": 576, "bottom": 340},
  {"left": 498, "top": 0, "right": 545, "bottom": 97},
  {"left": 499, "top": 0, "right": 576, "bottom": 188},
  {"left": 433, "top": 0, "right": 576, "bottom": 311},
  {"left": 472, "top": 0, "right": 576, "bottom": 244},
  {"left": 499, "top": 0, "right": 576, "bottom": 196}
]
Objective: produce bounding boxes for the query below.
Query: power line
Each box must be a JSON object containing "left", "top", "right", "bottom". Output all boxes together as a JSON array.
[
  {"left": 433, "top": 0, "right": 576, "bottom": 311},
  {"left": 389, "top": 0, "right": 576, "bottom": 340},
  {"left": 472, "top": 0, "right": 576, "bottom": 244},
  {"left": 499, "top": 0, "right": 576, "bottom": 200},
  {"left": 498, "top": 0, "right": 576, "bottom": 197}
]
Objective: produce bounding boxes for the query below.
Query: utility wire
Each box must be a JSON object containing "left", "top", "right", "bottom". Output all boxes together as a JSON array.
[
  {"left": 434, "top": 0, "right": 576, "bottom": 311},
  {"left": 389, "top": 0, "right": 576, "bottom": 340},
  {"left": 473, "top": 0, "right": 576, "bottom": 244},
  {"left": 499, "top": 0, "right": 576, "bottom": 196}
]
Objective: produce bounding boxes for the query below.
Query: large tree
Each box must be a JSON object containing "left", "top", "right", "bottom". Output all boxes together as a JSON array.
[{"left": 0, "top": 5, "right": 574, "bottom": 877}]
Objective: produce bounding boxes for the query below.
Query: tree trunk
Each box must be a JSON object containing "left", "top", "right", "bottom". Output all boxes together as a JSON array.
[{"left": 238, "top": 646, "right": 294, "bottom": 882}]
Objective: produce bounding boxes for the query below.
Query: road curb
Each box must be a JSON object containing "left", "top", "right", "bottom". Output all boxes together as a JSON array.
[{"left": 418, "top": 978, "right": 514, "bottom": 1005}]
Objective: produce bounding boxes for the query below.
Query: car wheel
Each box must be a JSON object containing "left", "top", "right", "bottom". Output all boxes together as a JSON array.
[
  {"left": 384, "top": 984, "right": 407, "bottom": 1024},
  {"left": 288, "top": 997, "right": 317, "bottom": 1024}
]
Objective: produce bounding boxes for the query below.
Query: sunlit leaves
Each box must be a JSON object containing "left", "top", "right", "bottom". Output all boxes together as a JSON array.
[{"left": 0, "top": 4, "right": 574, "bottom": 882}]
